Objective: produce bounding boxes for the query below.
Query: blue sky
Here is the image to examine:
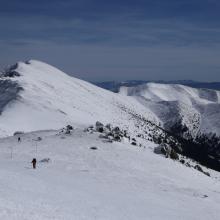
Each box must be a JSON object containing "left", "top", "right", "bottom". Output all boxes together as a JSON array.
[{"left": 1, "top": 0, "right": 220, "bottom": 81}]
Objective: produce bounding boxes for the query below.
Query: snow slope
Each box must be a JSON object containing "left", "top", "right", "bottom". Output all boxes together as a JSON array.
[
  {"left": 119, "top": 83, "right": 220, "bottom": 135},
  {"left": 0, "top": 129, "right": 220, "bottom": 220},
  {"left": 0, "top": 60, "right": 159, "bottom": 137},
  {"left": 1, "top": 60, "right": 220, "bottom": 219}
]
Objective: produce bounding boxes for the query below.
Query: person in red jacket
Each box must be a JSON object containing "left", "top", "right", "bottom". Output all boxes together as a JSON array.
[{"left": 32, "top": 158, "right": 37, "bottom": 169}]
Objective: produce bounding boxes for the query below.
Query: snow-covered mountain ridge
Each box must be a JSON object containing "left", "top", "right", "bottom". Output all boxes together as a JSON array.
[
  {"left": 119, "top": 83, "right": 220, "bottom": 136},
  {"left": 1, "top": 60, "right": 220, "bottom": 219},
  {"left": 1, "top": 60, "right": 220, "bottom": 171},
  {"left": 0, "top": 60, "right": 159, "bottom": 137}
]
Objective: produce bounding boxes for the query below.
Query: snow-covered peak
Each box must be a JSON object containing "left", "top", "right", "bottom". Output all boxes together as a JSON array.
[
  {"left": 0, "top": 60, "right": 159, "bottom": 137},
  {"left": 9, "top": 60, "right": 73, "bottom": 86},
  {"left": 119, "top": 82, "right": 220, "bottom": 135}
]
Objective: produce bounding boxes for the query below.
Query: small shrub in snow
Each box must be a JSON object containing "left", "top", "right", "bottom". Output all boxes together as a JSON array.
[
  {"left": 194, "top": 164, "right": 203, "bottom": 172},
  {"left": 96, "top": 121, "right": 104, "bottom": 133},
  {"left": 186, "top": 162, "right": 191, "bottom": 167},
  {"left": 157, "top": 144, "right": 179, "bottom": 160},
  {"left": 180, "top": 159, "right": 185, "bottom": 164},
  {"left": 194, "top": 164, "right": 210, "bottom": 176},
  {"left": 114, "top": 136, "right": 121, "bottom": 142},
  {"left": 66, "top": 125, "right": 73, "bottom": 130},
  {"left": 65, "top": 129, "right": 71, "bottom": 134},
  {"left": 203, "top": 171, "right": 211, "bottom": 177},
  {"left": 170, "top": 149, "right": 179, "bottom": 160},
  {"left": 160, "top": 144, "right": 171, "bottom": 158},
  {"left": 112, "top": 126, "right": 120, "bottom": 133}
]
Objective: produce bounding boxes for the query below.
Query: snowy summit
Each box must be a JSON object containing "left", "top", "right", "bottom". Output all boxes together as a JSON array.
[
  {"left": 0, "top": 60, "right": 220, "bottom": 220},
  {"left": 0, "top": 60, "right": 158, "bottom": 137}
]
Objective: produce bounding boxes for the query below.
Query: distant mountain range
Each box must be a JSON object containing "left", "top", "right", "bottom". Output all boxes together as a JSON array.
[
  {"left": 119, "top": 82, "right": 220, "bottom": 136},
  {"left": 93, "top": 80, "right": 220, "bottom": 92}
]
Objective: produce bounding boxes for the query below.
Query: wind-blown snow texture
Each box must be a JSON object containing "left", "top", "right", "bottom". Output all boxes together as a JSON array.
[
  {"left": 119, "top": 83, "right": 220, "bottom": 136},
  {"left": 0, "top": 129, "right": 220, "bottom": 220},
  {"left": 0, "top": 60, "right": 220, "bottom": 219},
  {"left": 0, "top": 60, "right": 158, "bottom": 137}
]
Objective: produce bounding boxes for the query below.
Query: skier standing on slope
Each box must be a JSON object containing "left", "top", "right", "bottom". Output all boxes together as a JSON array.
[{"left": 32, "top": 158, "right": 37, "bottom": 169}]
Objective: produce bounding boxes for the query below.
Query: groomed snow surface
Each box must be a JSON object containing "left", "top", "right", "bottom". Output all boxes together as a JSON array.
[{"left": 0, "top": 129, "right": 220, "bottom": 220}]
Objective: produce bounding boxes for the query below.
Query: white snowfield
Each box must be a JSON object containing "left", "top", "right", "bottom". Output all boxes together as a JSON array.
[
  {"left": 0, "top": 60, "right": 158, "bottom": 138},
  {"left": 119, "top": 83, "right": 220, "bottom": 135},
  {"left": 1, "top": 60, "right": 220, "bottom": 220},
  {"left": 0, "top": 129, "right": 220, "bottom": 220}
]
